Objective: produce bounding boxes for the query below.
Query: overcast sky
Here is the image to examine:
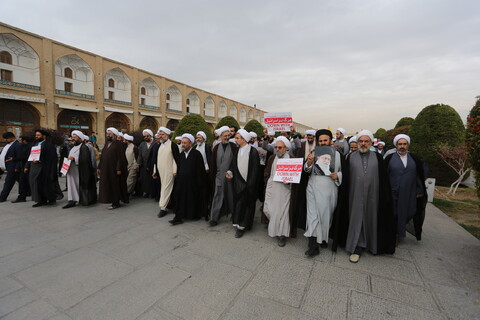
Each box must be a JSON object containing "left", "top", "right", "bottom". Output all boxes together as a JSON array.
[{"left": 3, "top": 0, "right": 479, "bottom": 133}]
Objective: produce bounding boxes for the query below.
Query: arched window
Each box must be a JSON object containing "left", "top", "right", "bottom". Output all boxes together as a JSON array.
[
  {"left": 64, "top": 67, "right": 73, "bottom": 79},
  {"left": 166, "top": 93, "right": 171, "bottom": 100},
  {"left": 140, "top": 87, "right": 146, "bottom": 95},
  {"left": 108, "top": 78, "right": 115, "bottom": 88},
  {"left": 0, "top": 51, "right": 12, "bottom": 64},
  {"left": 186, "top": 98, "right": 190, "bottom": 105}
]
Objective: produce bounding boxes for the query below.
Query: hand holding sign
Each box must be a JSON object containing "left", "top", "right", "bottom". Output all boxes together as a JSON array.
[{"left": 273, "top": 158, "right": 303, "bottom": 184}]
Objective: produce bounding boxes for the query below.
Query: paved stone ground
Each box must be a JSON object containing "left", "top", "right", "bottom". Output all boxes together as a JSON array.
[{"left": 0, "top": 178, "right": 479, "bottom": 320}]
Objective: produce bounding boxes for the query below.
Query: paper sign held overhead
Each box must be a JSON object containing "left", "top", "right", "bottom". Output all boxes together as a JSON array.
[{"left": 264, "top": 112, "right": 293, "bottom": 132}]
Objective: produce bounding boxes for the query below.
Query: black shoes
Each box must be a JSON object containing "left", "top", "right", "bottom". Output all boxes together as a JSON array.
[
  {"left": 277, "top": 236, "right": 287, "bottom": 247},
  {"left": 305, "top": 247, "right": 320, "bottom": 257},
  {"left": 32, "top": 202, "right": 46, "bottom": 207},
  {"left": 169, "top": 219, "right": 183, "bottom": 225},
  {"left": 11, "top": 198, "right": 26, "bottom": 203},
  {"left": 235, "top": 229, "right": 245, "bottom": 238},
  {"left": 62, "top": 201, "right": 76, "bottom": 209},
  {"left": 47, "top": 200, "right": 56, "bottom": 205},
  {"left": 107, "top": 204, "right": 121, "bottom": 210},
  {"left": 208, "top": 220, "right": 218, "bottom": 227},
  {"left": 158, "top": 210, "right": 168, "bottom": 218},
  {"left": 320, "top": 241, "right": 328, "bottom": 249}
]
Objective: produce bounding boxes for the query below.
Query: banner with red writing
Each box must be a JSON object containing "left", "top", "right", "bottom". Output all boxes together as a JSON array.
[
  {"left": 27, "top": 146, "right": 41, "bottom": 162},
  {"left": 60, "top": 158, "right": 71, "bottom": 175},
  {"left": 273, "top": 158, "right": 303, "bottom": 184},
  {"left": 264, "top": 112, "right": 293, "bottom": 132}
]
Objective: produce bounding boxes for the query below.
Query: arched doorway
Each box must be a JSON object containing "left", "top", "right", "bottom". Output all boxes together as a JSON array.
[
  {"left": 166, "top": 119, "right": 179, "bottom": 132},
  {"left": 139, "top": 116, "right": 158, "bottom": 132},
  {"left": 0, "top": 99, "right": 39, "bottom": 146},
  {"left": 105, "top": 112, "right": 130, "bottom": 132},
  {"left": 57, "top": 109, "right": 93, "bottom": 135}
]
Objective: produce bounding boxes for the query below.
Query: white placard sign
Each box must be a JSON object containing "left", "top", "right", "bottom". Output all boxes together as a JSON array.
[
  {"left": 27, "top": 146, "right": 41, "bottom": 162},
  {"left": 264, "top": 112, "right": 293, "bottom": 132},
  {"left": 273, "top": 158, "right": 303, "bottom": 184},
  {"left": 60, "top": 158, "right": 71, "bottom": 175}
]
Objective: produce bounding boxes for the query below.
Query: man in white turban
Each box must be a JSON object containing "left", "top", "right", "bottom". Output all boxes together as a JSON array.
[
  {"left": 123, "top": 134, "right": 138, "bottom": 196},
  {"left": 209, "top": 125, "right": 237, "bottom": 226},
  {"left": 338, "top": 129, "right": 396, "bottom": 263},
  {"left": 384, "top": 134, "right": 426, "bottom": 244},
  {"left": 263, "top": 136, "right": 295, "bottom": 246},
  {"left": 376, "top": 141, "right": 386, "bottom": 156},
  {"left": 137, "top": 128, "right": 154, "bottom": 197},
  {"left": 193, "top": 131, "right": 211, "bottom": 172},
  {"left": 334, "top": 128, "right": 349, "bottom": 155},
  {"left": 63, "top": 130, "right": 97, "bottom": 208},
  {"left": 170, "top": 133, "right": 207, "bottom": 224},
  {"left": 153, "top": 126, "right": 180, "bottom": 218},
  {"left": 226, "top": 129, "right": 260, "bottom": 238}
]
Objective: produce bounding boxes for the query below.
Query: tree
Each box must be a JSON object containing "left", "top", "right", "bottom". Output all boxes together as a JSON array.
[
  {"left": 374, "top": 128, "right": 387, "bottom": 140},
  {"left": 409, "top": 104, "right": 466, "bottom": 186},
  {"left": 215, "top": 116, "right": 239, "bottom": 131},
  {"left": 244, "top": 119, "right": 264, "bottom": 138},
  {"left": 395, "top": 117, "right": 414, "bottom": 128},
  {"left": 382, "top": 125, "right": 411, "bottom": 150},
  {"left": 172, "top": 114, "right": 214, "bottom": 144},
  {"left": 437, "top": 145, "right": 471, "bottom": 196},
  {"left": 466, "top": 97, "right": 480, "bottom": 197}
]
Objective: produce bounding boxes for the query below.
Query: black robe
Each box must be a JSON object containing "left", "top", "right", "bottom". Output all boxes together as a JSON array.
[
  {"left": 98, "top": 140, "right": 128, "bottom": 204},
  {"left": 27, "top": 139, "right": 58, "bottom": 203},
  {"left": 330, "top": 152, "right": 396, "bottom": 254},
  {"left": 289, "top": 141, "right": 310, "bottom": 236},
  {"left": 147, "top": 142, "right": 160, "bottom": 200},
  {"left": 193, "top": 143, "right": 212, "bottom": 215},
  {"left": 230, "top": 146, "right": 260, "bottom": 230},
  {"left": 78, "top": 144, "right": 97, "bottom": 206},
  {"left": 173, "top": 149, "right": 207, "bottom": 221},
  {"left": 384, "top": 153, "right": 427, "bottom": 240}
]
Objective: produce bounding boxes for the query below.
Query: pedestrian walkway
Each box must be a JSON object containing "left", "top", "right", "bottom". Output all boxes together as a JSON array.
[{"left": 0, "top": 182, "right": 478, "bottom": 319}]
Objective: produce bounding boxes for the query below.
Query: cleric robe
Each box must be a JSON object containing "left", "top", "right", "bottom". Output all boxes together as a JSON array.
[
  {"left": 172, "top": 149, "right": 207, "bottom": 221},
  {"left": 209, "top": 142, "right": 237, "bottom": 221},
  {"left": 137, "top": 141, "right": 153, "bottom": 195},
  {"left": 67, "top": 144, "right": 96, "bottom": 205},
  {"left": 125, "top": 143, "right": 139, "bottom": 194},
  {"left": 341, "top": 151, "right": 396, "bottom": 255},
  {"left": 98, "top": 140, "right": 128, "bottom": 204},
  {"left": 230, "top": 145, "right": 260, "bottom": 230},
  {"left": 27, "top": 139, "right": 58, "bottom": 203},
  {"left": 263, "top": 153, "right": 292, "bottom": 237},
  {"left": 385, "top": 152, "right": 427, "bottom": 240},
  {"left": 304, "top": 149, "right": 342, "bottom": 243},
  {"left": 155, "top": 139, "right": 179, "bottom": 209}
]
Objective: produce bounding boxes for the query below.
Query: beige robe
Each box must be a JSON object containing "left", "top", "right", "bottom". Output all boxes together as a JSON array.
[
  {"left": 157, "top": 140, "right": 177, "bottom": 209},
  {"left": 125, "top": 143, "right": 138, "bottom": 194}
]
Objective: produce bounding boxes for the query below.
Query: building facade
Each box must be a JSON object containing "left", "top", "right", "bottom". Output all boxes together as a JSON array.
[{"left": 0, "top": 23, "right": 312, "bottom": 146}]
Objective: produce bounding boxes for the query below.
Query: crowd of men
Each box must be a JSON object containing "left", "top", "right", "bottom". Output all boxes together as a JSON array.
[{"left": 0, "top": 126, "right": 427, "bottom": 263}]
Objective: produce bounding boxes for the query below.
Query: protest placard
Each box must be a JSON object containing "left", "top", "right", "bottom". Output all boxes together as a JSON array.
[
  {"left": 264, "top": 112, "right": 293, "bottom": 132},
  {"left": 27, "top": 146, "right": 41, "bottom": 162},
  {"left": 273, "top": 158, "right": 303, "bottom": 184},
  {"left": 60, "top": 158, "right": 71, "bottom": 175}
]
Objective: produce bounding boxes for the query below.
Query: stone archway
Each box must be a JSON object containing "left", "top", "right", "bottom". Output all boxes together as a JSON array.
[
  {"left": 139, "top": 116, "right": 158, "bottom": 132},
  {"left": 0, "top": 99, "right": 40, "bottom": 145},
  {"left": 166, "top": 119, "right": 179, "bottom": 132},
  {"left": 105, "top": 112, "right": 130, "bottom": 132},
  {"left": 57, "top": 109, "right": 93, "bottom": 135}
]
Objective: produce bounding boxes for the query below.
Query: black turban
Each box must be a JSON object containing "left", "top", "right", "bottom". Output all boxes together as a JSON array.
[
  {"left": 35, "top": 129, "right": 50, "bottom": 137},
  {"left": 315, "top": 129, "right": 332, "bottom": 141}
]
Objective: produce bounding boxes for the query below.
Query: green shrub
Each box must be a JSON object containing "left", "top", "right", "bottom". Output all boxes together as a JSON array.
[
  {"left": 374, "top": 128, "right": 387, "bottom": 140},
  {"left": 244, "top": 119, "right": 264, "bottom": 138},
  {"left": 409, "top": 104, "right": 465, "bottom": 185},
  {"left": 215, "top": 116, "right": 240, "bottom": 131},
  {"left": 466, "top": 97, "right": 480, "bottom": 197},
  {"left": 173, "top": 114, "right": 214, "bottom": 144},
  {"left": 395, "top": 117, "right": 414, "bottom": 128}
]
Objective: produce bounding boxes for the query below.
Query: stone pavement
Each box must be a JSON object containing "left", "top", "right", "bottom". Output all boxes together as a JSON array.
[{"left": 0, "top": 180, "right": 479, "bottom": 320}]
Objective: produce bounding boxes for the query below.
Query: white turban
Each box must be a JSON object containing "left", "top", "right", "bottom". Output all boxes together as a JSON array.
[
  {"left": 337, "top": 128, "right": 346, "bottom": 136},
  {"left": 157, "top": 127, "right": 172, "bottom": 135},
  {"left": 356, "top": 130, "right": 374, "bottom": 142},
  {"left": 182, "top": 133, "right": 195, "bottom": 143},
  {"left": 175, "top": 136, "right": 182, "bottom": 141},
  {"left": 377, "top": 141, "right": 385, "bottom": 146},
  {"left": 237, "top": 129, "right": 251, "bottom": 142},
  {"left": 394, "top": 134, "right": 410, "bottom": 146},
  {"left": 216, "top": 126, "right": 230, "bottom": 136},
  {"left": 196, "top": 131, "right": 207, "bottom": 141},
  {"left": 106, "top": 127, "right": 120, "bottom": 137},
  {"left": 276, "top": 136, "right": 291, "bottom": 150},
  {"left": 71, "top": 130, "right": 85, "bottom": 141},
  {"left": 84, "top": 136, "right": 90, "bottom": 141},
  {"left": 143, "top": 129, "right": 153, "bottom": 137},
  {"left": 305, "top": 130, "right": 316, "bottom": 136},
  {"left": 249, "top": 131, "right": 257, "bottom": 139},
  {"left": 117, "top": 132, "right": 124, "bottom": 138},
  {"left": 124, "top": 134, "right": 134, "bottom": 142},
  {"left": 349, "top": 136, "right": 357, "bottom": 143}
]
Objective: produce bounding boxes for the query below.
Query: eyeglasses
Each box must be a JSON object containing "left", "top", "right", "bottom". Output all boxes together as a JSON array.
[{"left": 274, "top": 146, "right": 285, "bottom": 149}]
